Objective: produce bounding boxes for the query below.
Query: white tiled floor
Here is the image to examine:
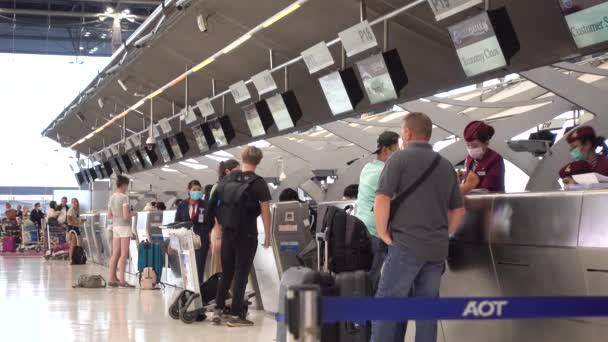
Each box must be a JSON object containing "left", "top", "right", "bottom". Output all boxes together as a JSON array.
[{"left": 0, "top": 257, "right": 277, "bottom": 342}]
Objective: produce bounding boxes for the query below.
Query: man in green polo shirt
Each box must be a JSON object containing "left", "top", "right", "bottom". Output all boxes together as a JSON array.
[{"left": 355, "top": 130, "right": 400, "bottom": 293}]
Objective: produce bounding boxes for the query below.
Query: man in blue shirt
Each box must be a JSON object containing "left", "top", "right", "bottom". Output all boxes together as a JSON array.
[{"left": 355, "top": 131, "right": 400, "bottom": 293}]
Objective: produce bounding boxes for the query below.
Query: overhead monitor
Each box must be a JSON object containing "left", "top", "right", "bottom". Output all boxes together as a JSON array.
[
  {"left": 356, "top": 49, "right": 408, "bottom": 105},
  {"left": 207, "top": 116, "right": 236, "bottom": 148},
  {"left": 158, "top": 138, "right": 175, "bottom": 163},
  {"left": 87, "top": 167, "right": 98, "bottom": 181},
  {"left": 110, "top": 158, "right": 123, "bottom": 175},
  {"left": 142, "top": 148, "right": 158, "bottom": 167},
  {"left": 129, "top": 150, "right": 145, "bottom": 170},
  {"left": 74, "top": 171, "right": 85, "bottom": 186},
  {"left": 119, "top": 154, "right": 132, "bottom": 173},
  {"left": 103, "top": 161, "right": 114, "bottom": 177},
  {"left": 448, "top": 9, "right": 519, "bottom": 77},
  {"left": 243, "top": 101, "right": 274, "bottom": 137},
  {"left": 318, "top": 68, "right": 364, "bottom": 115},
  {"left": 168, "top": 132, "right": 190, "bottom": 160},
  {"left": 95, "top": 164, "right": 107, "bottom": 179},
  {"left": 192, "top": 124, "right": 215, "bottom": 153},
  {"left": 558, "top": 0, "right": 608, "bottom": 49},
  {"left": 266, "top": 91, "right": 303, "bottom": 131}
]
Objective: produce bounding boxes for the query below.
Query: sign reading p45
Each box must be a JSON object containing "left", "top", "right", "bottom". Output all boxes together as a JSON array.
[{"left": 427, "top": 0, "right": 483, "bottom": 21}]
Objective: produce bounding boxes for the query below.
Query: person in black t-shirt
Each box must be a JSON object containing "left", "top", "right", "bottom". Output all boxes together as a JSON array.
[{"left": 209, "top": 146, "right": 272, "bottom": 327}]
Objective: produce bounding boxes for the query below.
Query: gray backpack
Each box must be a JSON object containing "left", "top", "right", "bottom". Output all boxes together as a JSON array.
[{"left": 73, "top": 275, "right": 106, "bottom": 288}]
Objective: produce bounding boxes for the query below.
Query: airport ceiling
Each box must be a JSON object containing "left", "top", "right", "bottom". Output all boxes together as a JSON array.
[
  {"left": 39, "top": 0, "right": 608, "bottom": 189},
  {"left": 0, "top": 0, "right": 158, "bottom": 56}
]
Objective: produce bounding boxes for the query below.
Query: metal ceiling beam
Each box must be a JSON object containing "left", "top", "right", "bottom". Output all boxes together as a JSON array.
[
  {"left": 0, "top": 8, "right": 147, "bottom": 20},
  {"left": 10, "top": 0, "right": 159, "bottom": 4}
]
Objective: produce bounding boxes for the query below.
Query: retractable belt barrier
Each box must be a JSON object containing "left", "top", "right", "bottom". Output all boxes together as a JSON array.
[{"left": 278, "top": 296, "right": 608, "bottom": 323}]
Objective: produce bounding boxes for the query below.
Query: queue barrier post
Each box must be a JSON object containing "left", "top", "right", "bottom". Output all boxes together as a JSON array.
[{"left": 286, "top": 285, "right": 321, "bottom": 342}]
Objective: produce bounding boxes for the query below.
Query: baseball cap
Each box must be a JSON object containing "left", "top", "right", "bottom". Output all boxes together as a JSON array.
[{"left": 373, "top": 131, "right": 400, "bottom": 154}]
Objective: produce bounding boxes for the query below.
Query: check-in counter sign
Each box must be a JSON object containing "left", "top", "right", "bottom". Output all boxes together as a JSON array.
[
  {"left": 301, "top": 42, "right": 335, "bottom": 74},
  {"left": 338, "top": 20, "right": 378, "bottom": 57}
]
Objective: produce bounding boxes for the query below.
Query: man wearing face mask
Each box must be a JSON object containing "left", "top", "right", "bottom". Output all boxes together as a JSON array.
[
  {"left": 561, "top": 125, "right": 608, "bottom": 185},
  {"left": 459, "top": 121, "right": 505, "bottom": 194},
  {"left": 175, "top": 180, "right": 210, "bottom": 286}
]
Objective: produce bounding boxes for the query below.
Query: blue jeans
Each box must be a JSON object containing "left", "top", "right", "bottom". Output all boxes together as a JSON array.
[
  {"left": 369, "top": 235, "right": 388, "bottom": 294},
  {"left": 371, "top": 245, "right": 444, "bottom": 342}
]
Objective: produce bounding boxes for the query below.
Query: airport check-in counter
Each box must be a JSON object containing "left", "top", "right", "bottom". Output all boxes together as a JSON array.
[
  {"left": 254, "top": 201, "right": 315, "bottom": 314},
  {"left": 81, "top": 213, "right": 110, "bottom": 266},
  {"left": 443, "top": 189, "right": 608, "bottom": 342}
]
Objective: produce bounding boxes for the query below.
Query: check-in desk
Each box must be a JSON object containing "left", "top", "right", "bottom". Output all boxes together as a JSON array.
[
  {"left": 81, "top": 213, "right": 109, "bottom": 266},
  {"left": 441, "top": 190, "right": 608, "bottom": 342}
]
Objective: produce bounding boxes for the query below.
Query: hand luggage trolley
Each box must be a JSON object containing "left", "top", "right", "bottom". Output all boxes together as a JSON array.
[
  {"left": 167, "top": 228, "right": 207, "bottom": 324},
  {"left": 45, "top": 221, "right": 69, "bottom": 260},
  {"left": 20, "top": 219, "right": 42, "bottom": 252}
]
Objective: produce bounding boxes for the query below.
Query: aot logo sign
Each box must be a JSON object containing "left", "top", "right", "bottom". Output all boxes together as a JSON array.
[{"left": 462, "top": 300, "right": 508, "bottom": 318}]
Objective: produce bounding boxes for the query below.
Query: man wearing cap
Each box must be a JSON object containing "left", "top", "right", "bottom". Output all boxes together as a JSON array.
[
  {"left": 562, "top": 126, "right": 608, "bottom": 185},
  {"left": 460, "top": 120, "right": 505, "bottom": 194},
  {"left": 355, "top": 131, "right": 400, "bottom": 293}
]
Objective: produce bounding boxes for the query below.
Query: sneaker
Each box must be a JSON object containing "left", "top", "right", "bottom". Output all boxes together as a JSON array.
[
  {"left": 227, "top": 316, "right": 254, "bottom": 328},
  {"left": 212, "top": 309, "right": 228, "bottom": 325}
]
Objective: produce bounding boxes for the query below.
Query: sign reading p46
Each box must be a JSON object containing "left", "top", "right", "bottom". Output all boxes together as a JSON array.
[{"left": 427, "top": 0, "right": 483, "bottom": 21}]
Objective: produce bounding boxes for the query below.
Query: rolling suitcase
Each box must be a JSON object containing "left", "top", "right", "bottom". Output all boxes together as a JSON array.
[
  {"left": 277, "top": 267, "right": 339, "bottom": 342},
  {"left": 3, "top": 236, "right": 16, "bottom": 253},
  {"left": 335, "top": 270, "right": 372, "bottom": 342}
]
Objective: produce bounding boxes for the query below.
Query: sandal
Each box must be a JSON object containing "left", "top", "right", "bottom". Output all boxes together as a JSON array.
[
  {"left": 107, "top": 282, "right": 119, "bottom": 288},
  {"left": 119, "top": 282, "right": 135, "bottom": 288}
]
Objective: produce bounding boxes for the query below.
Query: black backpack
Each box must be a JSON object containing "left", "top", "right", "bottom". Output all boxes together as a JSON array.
[
  {"left": 72, "top": 246, "right": 87, "bottom": 265},
  {"left": 216, "top": 171, "right": 262, "bottom": 231},
  {"left": 323, "top": 206, "right": 372, "bottom": 273}
]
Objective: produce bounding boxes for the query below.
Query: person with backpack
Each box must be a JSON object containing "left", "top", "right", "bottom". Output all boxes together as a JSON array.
[
  {"left": 107, "top": 175, "right": 137, "bottom": 288},
  {"left": 208, "top": 147, "right": 271, "bottom": 327},
  {"left": 356, "top": 131, "right": 400, "bottom": 293},
  {"left": 67, "top": 198, "right": 85, "bottom": 263},
  {"left": 175, "top": 179, "right": 210, "bottom": 286},
  {"left": 371, "top": 112, "right": 465, "bottom": 342}
]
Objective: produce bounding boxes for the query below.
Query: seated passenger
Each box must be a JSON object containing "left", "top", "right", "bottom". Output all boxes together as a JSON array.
[
  {"left": 562, "top": 126, "right": 608, "bottom": 185},
  {"left": 459, "top": 121, "right": 505, "bottom": 194}
]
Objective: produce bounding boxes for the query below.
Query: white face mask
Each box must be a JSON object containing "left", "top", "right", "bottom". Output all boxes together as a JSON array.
[{"left": 467, "top": 147, "right": 485, "bottom": 160}]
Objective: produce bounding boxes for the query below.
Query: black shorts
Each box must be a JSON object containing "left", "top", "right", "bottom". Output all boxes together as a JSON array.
[{"left": 68, "top": 226, "right": 81, "bottom": 236}]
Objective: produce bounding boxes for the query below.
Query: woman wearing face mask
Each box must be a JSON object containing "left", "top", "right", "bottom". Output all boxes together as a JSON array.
[
  {"left": 175, "top": 180, "right": 209, "bottom": 286},
  {"left": 459, "top": 120, "right": 505, "bottom": 194},
  {"left": 561, "top": 126, "right": 608, "bottom": 185}
]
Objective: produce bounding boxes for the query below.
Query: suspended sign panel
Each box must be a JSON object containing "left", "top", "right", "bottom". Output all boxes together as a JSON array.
[
  {"left": 559, "top": 0, "right": 608, "bottom": 49},
  {"left": 243, "top": 101, "right": 274, "bottom": 137},
  {"left": 356, "top": 49, "right": 408, "bottom": 105},
  {"left": 318, "top": 68, "right": 364, "bottom": 115},
  {"left": 427, "top": 0, "right": 483, "bottom": 21},
  {"left": 449, "top": 9, "right": 519, "bottom": 77}
]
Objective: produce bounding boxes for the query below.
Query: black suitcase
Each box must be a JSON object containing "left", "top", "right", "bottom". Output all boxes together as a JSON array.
[
  {"left": 277, "top": 267, "right": 339, "bottom": 342},
  {"left": 335, "top": 270, "right": 372, "bottom": 342}
]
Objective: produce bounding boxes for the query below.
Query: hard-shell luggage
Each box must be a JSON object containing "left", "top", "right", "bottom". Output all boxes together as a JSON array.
[
  {"left": 277, "top": 267, "right": 338, "bottom": 342},
  {"left": 335, "top": 270, "right": 372, "bottom": 342},
  {"left": 2, "top": 236, "right": 16, "bottom": 253}
]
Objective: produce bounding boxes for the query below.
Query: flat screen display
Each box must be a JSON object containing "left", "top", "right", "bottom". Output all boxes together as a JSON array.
[
  {"left": 192, "top": 125, "right": 210, "bottom": 152},
  {"left": 356, "top": 54, "right": 398, "bottom": 104},
  {"left": 210, "top": 120, "right": 229, "bottom": 147},
  {"left": 120, "top": 154, "right": 132, "bottom": 173},
  {"left": 448, "top": 12, "right": 507, "bottom": 77},
  {"left": 244, "top": 103, "right": 267, "bottom": 137},
  {"left": 169, "top": 136, "right": 184, "bottom": 159},
  {"left": 88, "top": 168, "right": 98, "bottom": 181},
  {"left": 267, "top": 94, "right": 295, "bottom": 131},
  {"left": 95, "top": 165, "right": 106, "bottom": 179},
  {"left": 142, "top": 148, "right": 158, "bottom": 167},
  {"left": 75, "top": 172, "right": 85, "bottom": 186},
  {"left": 103, "top": 161, "right": 114, "bottom": 177},
  {"left": 129, "top": 151, "right": 145, "bottom": 170},
  {"left": 110, "top": 158, "right": 122, "bottom": 175},
  {"left": 559, "top": 0, "right": 608, "bottom": 49},
  {"left": 319, "top": 71, "right": 354, "bottom": 115},
  {"left": 158, "top": 139, "right": 173, "bottom": 163}
]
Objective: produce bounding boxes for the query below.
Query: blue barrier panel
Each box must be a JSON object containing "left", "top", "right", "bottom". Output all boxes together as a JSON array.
[{"left": 321, "top": 296, "right": 608, "bottom": 323}]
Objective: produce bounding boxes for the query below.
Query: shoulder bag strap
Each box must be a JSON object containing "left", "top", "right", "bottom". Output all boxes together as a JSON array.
[{"left": 389, "top": 153, "right": 442, "bottom": 222}]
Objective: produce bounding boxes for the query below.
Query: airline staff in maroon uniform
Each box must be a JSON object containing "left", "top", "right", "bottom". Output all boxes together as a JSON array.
[
  {"left": 459, "top": 121, "right": 505, "bottom": 194},
  {"left": 561, "top": 125, "right": 608, "bottom": 185}
]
